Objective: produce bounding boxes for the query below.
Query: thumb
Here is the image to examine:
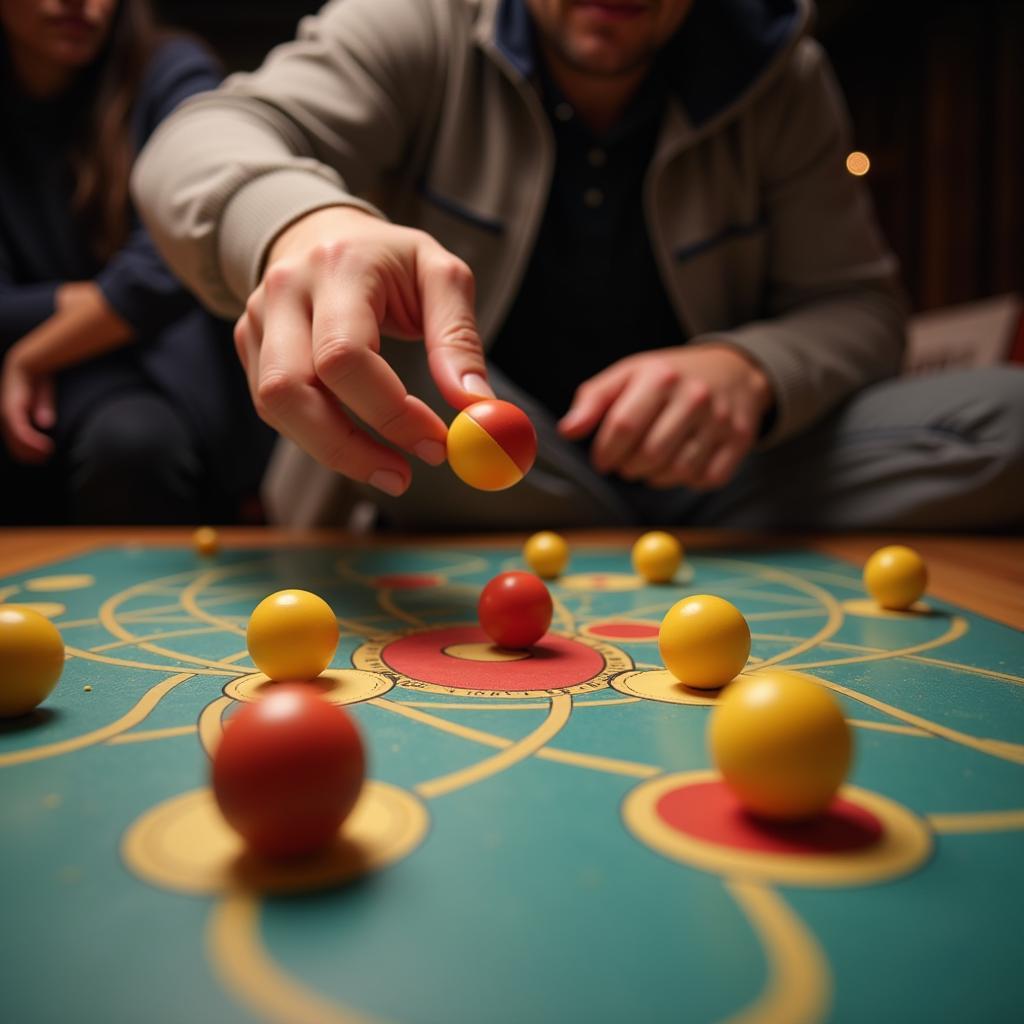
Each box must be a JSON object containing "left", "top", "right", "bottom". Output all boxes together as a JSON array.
[{"left": 418, "top": 248, "right": 494, "bottom": 409}]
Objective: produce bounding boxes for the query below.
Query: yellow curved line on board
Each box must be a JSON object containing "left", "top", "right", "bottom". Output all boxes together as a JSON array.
[
  {"left": 199, "top": 696, "right": 234, "bottom": 758},
  {"left": 703, "top": 557, "right": 845, "bottom": 670},
  {"left": 0, "top": 585, "right": 21, "bottom": 602},
  {"left": 848, "top": 719, "right": 929, "bottom": 737},
  {"left": 782, "top": 616, "right": 969, "bottom": 671},
  {"left": 722, "top": 880, "right": 831, "bottom": 1024},
  {"left": 97, "top": 567, "right": 261, "bottom": 673},
  {"left": 91, "top": 624, "right": 227, "bottom": 653},
  {"left": 397, "top": 695, "right": 641, "bottom": 711},
  {"left": 375, "top": 591, "right": 426, "bottom": 628},
  {"left": 208, "top": 892, "right": 384, "bottom": 1024},
  {"left": 819, "top": 678, "right": 1024, "bottom": 766},
  {"left": 107, "top": 724, "right": 197, "bottom": 746},
  {"left": 374, "top": 698, "right": 658, "bottom": 779},
  {"left": 180, "top": 570, "right": 248, "bottom": 637},
  {"left": 0, "top": 672, "right": 195, "bottom": 768},
  {"left": 549, "top": 592, "right": 577, "bottom": 634},
  {"left": 751, "top": 631, "right": 1024, "bottom": 688},
  {"left": 64, "top": 644, "right": 237, "bottom": 677},
  {"left": 928, "top": 809, "right": 1024, "bottom": 834},
  {"left": 414, "top": 694, "right": 573, "bottom": 799}
]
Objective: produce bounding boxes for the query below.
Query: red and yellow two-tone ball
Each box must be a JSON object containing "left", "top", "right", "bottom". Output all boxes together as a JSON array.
[
  {"left": 447, "top": 400, "right": 537, "bottom": 491},
  {"left": 212, "top": 684, "right": 365, "bottom": 859}
]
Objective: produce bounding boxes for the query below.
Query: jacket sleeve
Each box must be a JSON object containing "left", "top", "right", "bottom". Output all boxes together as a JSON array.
[
  {"left": 0, "top": 262, "right": 57, "bottom": 349},
  {"left": 94, "top": 37, "right": 223, "bottom": 336},
  {"left": 131, "top": 0, "right": 445, "bottom": 319},
  {"left": 716, "top": 39, "right": 908, "bottom": 446}
]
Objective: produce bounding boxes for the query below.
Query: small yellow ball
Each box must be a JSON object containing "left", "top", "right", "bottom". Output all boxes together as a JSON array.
[
  {"left": 863, "top": 545, "right": 927, "bottom": 610},
  {"left": 523, "top": 531, "right": 570, "bottom": 579},
  {"left": 631, "top": 531, "right": 683, "bottom": 583},
  {"left": 246, "top": 590, "right": 339, "bottom": 681},
  {"left": 193, "top": 526, "right": 219, "bottom": 557},
  {"left": 0, "top": 606, "right": 65, "bottom": 717},
  {"left": 658, "top": 594, "right": 750, "bottom": 689},
  {"left": 709, "top": 669, "right": 853, "bottom": 821}
]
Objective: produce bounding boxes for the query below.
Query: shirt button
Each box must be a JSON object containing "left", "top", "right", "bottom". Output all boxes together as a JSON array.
[
  {"left": 587, "top": 147, "right": 607, "bottom": 168},
  {"left": 583, "top": 187, "right": 604, "bottom": 208},
  {"left": 554, "top": 102, "right": 573, "bottom": 122}
]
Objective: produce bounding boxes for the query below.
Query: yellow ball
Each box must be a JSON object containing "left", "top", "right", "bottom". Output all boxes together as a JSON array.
[
  {"left": 193, "top": 526, "right": 219, "bottom": 557},
  {"left": 709, "top": 669, "right": 853, "bottom": 821},
  {"left": 523, "top": 531, "right": 570, "bottom": 579},
  {"left": 863, "top": 545, "right": 927, "bottom": 610},
  {"left": 0, "top": 606, "right": 65, "bottom": 717},
  {"left": 246, "top": 590, "right": 339, "bottom": 681},
  {"left": 631, "top": 531, "right": 683, "bottom": 583},
  {"left": 658, "top": 594, "right": 750, "bottom": 689}
]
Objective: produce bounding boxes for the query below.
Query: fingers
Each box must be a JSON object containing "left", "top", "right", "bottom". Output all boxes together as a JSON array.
[
  {"left": 32, "top": 377, "right": 56, "bottom": 431},
  {"left": 1, "top": 388, "right": 53, "bottom": 463},
  {"left": 417, "top": 247, "right": 493, "bottom": 409},
  {"left": 307, "top": 263, "right": 448, "bottom": 464},
  {"left": 558, "top": 365, "right": 630, "bottom": 440},
  {"left": 617, "top": 379, "right": 711, "bottom": 480},
  {"left": 648, "top": 402, "right": 753, "bottom": 490},
  {"left": 589, "top": 372, "right": 674, "bottom": 474}
]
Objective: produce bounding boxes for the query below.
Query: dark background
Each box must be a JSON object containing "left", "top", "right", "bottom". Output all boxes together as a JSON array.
[{"left": 155, "top": 0, "right": 1023, "bottom": 315}]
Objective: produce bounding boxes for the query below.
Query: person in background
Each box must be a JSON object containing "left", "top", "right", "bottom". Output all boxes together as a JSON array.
[
  {"left": 133, "top": 0, "right": 1024, "bottom": 531},
  {"left": 0, "top": 0, "right": 272, "bottom": 525}
]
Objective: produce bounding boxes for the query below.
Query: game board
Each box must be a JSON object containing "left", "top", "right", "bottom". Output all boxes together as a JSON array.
[{"left": 1, "top": 542, "right": 1022, "bottom": 1024}]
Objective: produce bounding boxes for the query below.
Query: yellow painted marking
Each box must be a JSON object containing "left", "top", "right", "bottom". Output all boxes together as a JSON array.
[
  {"left": 64, "top": 645, "right": 237, "bottom": 677},
  {"left": 928, "top": 809, "right": 1024, "bottom": 834},
  {"left": 784, "top": 616, "right": 969, "bottom": 671},
  {"left": 180, "top": 570, "right": 248, "bottom": 637},
  {"left": 398, "top": 696, "right": 641, "bottom": 711},
  {"left": 208, "top": 893, "right": 384, "bottom": 1024},
  {"left": 744, "top": 609, "right": 831, "bottom": 622},
  {"left": 0, "top": 585, "right": 20, "bottom": 602},
  {"left": 703, "top": 557, "right": 845, "bottom": 670},
  {"left": 25, "top": 574, "right": 95, "bottom": 591},
  {"left": 550, "top": 591, "right": 576, "bottom": 634},
  {"left": 91, "top": 625, "right": 227, "bottom": 653},
  {"left": 848, "top": 719, "right": 929, "bottom": 737},
  {"left": 0, "top": 673, "right": 195, "bottom": 767},
  {"left": 107, "top": 725, "right": 198, "bottom": 746},
  {"left": 375, "top": 698, "right": 658, "bottom": 779},
  {"left": 199, "top": 696, "right": 234, "bottom": 758},
  {"left": 722, "top": 880, "right": 831, "bottom": 1024},
  {"left": 415, "top": 694, "right": 572, "bottom": 798},
  {"left": 442, "top": 642, "right": 531, "bottom": 663},
  {"left": 376, "top": 591, "right": 426, "bottom": 628}
]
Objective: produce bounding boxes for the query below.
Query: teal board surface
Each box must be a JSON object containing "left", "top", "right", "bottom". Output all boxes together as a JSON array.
[{"left": 1, "top": 544, "right": 1022, "bottom": 1024}]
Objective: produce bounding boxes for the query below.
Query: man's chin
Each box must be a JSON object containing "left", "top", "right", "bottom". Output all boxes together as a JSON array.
[{"left": 561, "top": 38, "right": 655, "bottom": 77}]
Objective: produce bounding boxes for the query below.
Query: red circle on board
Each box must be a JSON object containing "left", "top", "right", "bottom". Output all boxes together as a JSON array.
[
  {"left": 587, "top": 622, "right": 660, "bottom": 640},
  {"left": 654, "top": 780, "right": 883, "bottom": 855},
  {"left": 380, "top": 626, "right": 605, "bottom": 691},
  {"left": 370, "top": 574, "right": 443, "bottom": 590}
]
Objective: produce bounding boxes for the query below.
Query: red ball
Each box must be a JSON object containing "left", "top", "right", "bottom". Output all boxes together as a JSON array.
[
  {"left": 211, "top": 684, "right": 365, "bottom": 860},
  {"left": 478, "top": 571, "right": 553, "bottom": 649}
]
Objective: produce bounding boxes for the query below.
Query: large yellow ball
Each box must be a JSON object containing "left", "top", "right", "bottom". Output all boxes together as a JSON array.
[
  {"left": 246, "top": 590, "right": 339, "bottom": 681},
  {"left": 632, "top": 531, "right": 683, "bottom": 583},
  {"left": 523, "top": 531, "right": 570, "bottom": 579},
  {"left": 863, "top": 545, "right": 927, "bottom": 610},
  {"left": 658, "top": 594, "right": 750, "bottom": 689},
  {"left": 709, "top": 669, "right": 853, "bottom": 821},
  {"left": 0, "top": 606, "right": 65, "bottom": 717}
]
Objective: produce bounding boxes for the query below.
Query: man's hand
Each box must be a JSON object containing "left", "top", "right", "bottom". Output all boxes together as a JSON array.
[
  {"left": 233, "top": 206, "right": 494, "bottom": 496},
  {"left": 558, "top": 344, "right": 773, "bottom": 490},
  {"left": 1, "top": 351, "right": 56, "bottom": 464}
]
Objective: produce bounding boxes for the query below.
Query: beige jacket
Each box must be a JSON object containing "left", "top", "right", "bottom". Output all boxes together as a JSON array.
[{"left": 133, "top": 0, "right": 905, "bottom": 444}]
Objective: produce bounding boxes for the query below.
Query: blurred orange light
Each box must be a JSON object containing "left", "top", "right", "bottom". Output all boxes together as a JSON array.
[{"left": 846, "top": 151, "right": 871, "bottom": 176}]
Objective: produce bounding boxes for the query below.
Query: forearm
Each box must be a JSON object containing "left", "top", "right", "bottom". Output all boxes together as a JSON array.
[
  {"left": 7, "top": 284, "right": 135, "bottom": 375},
  {"left": 717, "top": 278, "right": 908, "bottom": 445},
  {"left": 0, "top": 282, "right": 61, "bottom": 348}
]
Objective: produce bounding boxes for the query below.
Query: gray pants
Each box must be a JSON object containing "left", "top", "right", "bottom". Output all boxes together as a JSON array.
[{"left": 366, "top": 358, "right": 1024, "bottom": 532}]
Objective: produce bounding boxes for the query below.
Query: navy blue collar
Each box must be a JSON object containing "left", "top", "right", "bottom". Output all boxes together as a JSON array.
[{"left": 494, "top": 0, "right": 804, "bottom": 127}]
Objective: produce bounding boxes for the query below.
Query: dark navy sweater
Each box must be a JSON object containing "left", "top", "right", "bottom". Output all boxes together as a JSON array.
[{"left": 0, "top": 35, "right": 221, "bottom": 351}]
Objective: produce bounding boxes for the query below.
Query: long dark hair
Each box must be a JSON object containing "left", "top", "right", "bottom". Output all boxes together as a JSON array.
[{"left": 71, "top": 0, "right": 162, "bottom": 261}]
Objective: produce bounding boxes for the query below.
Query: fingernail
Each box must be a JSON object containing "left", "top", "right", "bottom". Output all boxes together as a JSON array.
[
  {"left": 368, "top": 470, "right": 407, "bottom": 497},
  {"left": 414, "top": 439, "right": 447, "bottom": 465},
  {"left": 462, "top": 373, "right": 495, "bottom": 399}
]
